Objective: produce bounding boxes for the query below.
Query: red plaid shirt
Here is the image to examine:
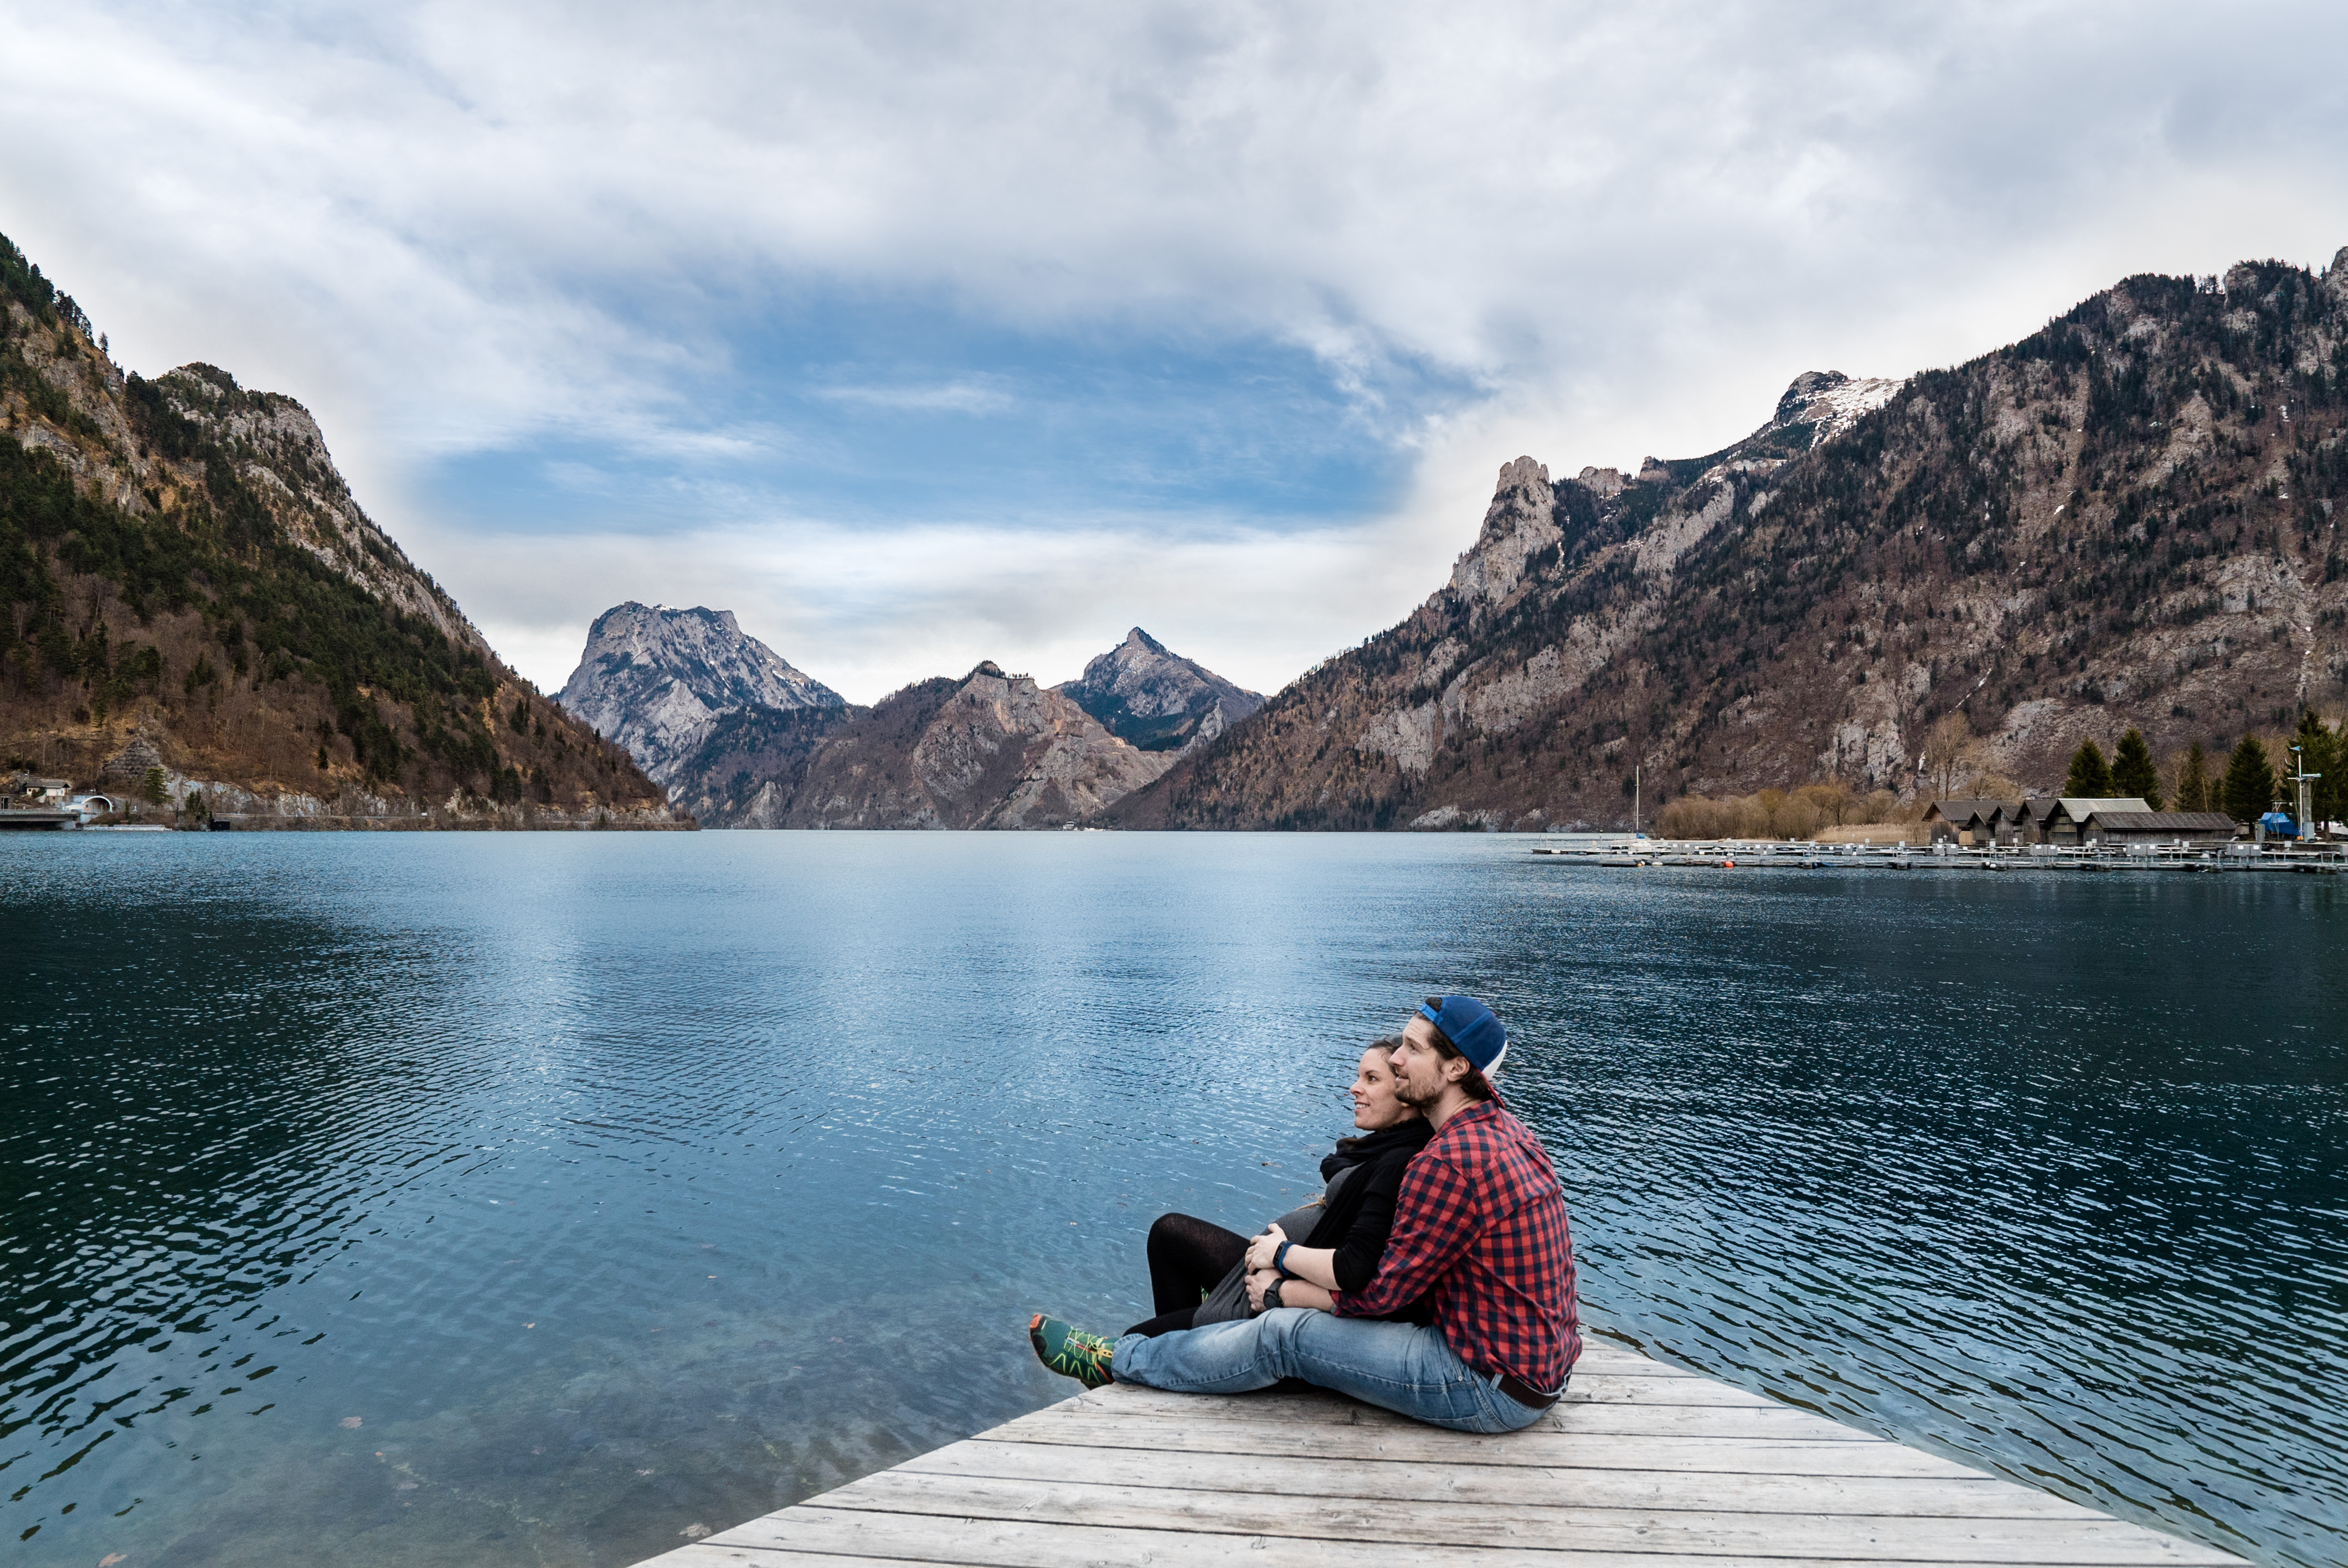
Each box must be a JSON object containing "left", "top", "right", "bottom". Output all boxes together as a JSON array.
[{"left": 1331, "top": 1097, "right": 1579, "bottom": 1391}]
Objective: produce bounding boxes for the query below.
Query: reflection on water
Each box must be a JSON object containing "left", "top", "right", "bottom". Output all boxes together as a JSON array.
[{"left": 2, "top": 834, "right": 2342, "bottom": 1567}]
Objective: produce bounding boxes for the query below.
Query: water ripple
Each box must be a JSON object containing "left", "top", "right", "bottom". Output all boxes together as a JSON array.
[{"left": 1, "top": 835, "right": 2341, "bottom": 1567}]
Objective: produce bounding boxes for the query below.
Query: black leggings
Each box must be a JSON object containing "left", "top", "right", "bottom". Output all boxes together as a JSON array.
[{"left": 1125, "top": 1212, "right": 1249, "bottom": 1338}]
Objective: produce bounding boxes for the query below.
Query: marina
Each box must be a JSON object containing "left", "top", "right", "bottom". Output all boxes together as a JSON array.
[
  {"left": 635, "top": 1334, "right": 2245, "bottom": 1568},
  {"left": 1533, "top": 839, "right": 2348, "bottom": 873}
]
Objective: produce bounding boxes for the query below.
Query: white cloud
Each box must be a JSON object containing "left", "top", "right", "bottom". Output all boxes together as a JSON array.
[
  {"left": 3, "top": 1, "right": 2345, "bottom": 697},
  {"left": 447, "top": 507, "right": 1447, "bottom": 703},
  {"left": 816, "top": 379, "right": 1016, "bottom": 414}
]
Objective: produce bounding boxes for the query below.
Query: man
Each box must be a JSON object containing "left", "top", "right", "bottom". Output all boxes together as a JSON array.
[{"left": 1028, "top": 995, "right": 1579, "bottom": 1433}]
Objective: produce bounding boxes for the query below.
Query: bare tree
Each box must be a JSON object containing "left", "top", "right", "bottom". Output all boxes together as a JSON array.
[{"left": 1923, "top": 712, "right": 1973, "bottom": 800}]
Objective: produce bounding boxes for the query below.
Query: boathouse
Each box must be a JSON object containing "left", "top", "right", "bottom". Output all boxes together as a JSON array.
[
  {"left": 2010, "top": 797, "right": 2150, "bottom": 845},
  {"left": 1921, "top": 798, "right": 2017, "bottom": 845},
  {"left": 2079, "top": 809, "right": 2241, "bottom": 847},
  {"left": 2009, "top": 798, "right": 2058, "bottom": 843}
]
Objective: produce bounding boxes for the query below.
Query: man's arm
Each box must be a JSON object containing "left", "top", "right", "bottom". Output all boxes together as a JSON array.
[
  {"left": 1246, "top": 1268, "right": 1335, "bottom": 1313},
  {"left": 1243, "top": 1226, "right": 1340, "bottom": 1291},
  {"left": 1247, "top": 1165, "right": 1410, "bottom": 1293},
  {"left": 1331, "top": 1152, "right": 1479, "bottom": 1318}
]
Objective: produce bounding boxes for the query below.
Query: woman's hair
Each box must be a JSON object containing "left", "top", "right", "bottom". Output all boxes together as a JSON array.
[{"left": 1421, "top": 1022, "right": 1497, "bottom": 1103}]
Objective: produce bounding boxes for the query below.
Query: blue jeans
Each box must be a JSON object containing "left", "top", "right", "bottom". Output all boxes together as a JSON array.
[{"left": 1108, "top": 1308, "right": 1554, "bottom": 1433}]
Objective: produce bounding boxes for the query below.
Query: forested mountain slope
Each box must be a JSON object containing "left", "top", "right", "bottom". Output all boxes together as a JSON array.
[
  {"left": 1115, "top": 250, "right": 2348, "bottom": 830},
  {"left": 0, "top": 230, "right": 674, "bottom": 825}
]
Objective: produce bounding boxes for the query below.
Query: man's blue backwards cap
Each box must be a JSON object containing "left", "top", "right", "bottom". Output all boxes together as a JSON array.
[{"left": 1418, "top": 995, "right": 1508, "bottom": 1075}]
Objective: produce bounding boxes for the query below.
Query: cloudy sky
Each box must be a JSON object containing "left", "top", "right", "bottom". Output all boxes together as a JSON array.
[{"left": 4, "top": 3, "right": 2345, "bottom": 702}]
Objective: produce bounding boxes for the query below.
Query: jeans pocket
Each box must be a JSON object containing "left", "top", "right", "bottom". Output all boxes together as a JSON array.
[{"left": 1480, "top": 1378, "right": 1549, "bottom": 1433}]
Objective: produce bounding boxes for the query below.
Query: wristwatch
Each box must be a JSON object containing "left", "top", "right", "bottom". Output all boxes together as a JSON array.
[{"left": 1263, "top": 1277, "right": 1286, "bottom": 1311}]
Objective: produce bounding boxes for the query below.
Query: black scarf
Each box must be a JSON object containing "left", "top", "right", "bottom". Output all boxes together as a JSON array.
[{"left": 1321, "top": 1117, "right": 1434, "bottom": 1184}]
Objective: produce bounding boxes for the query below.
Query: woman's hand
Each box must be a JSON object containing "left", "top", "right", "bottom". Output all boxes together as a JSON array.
[
  {"left": 1245, "top": 1225, "right": 1288, "bottom": 1274},
  {"left": 1244, "top": 1267, "right": 1282, "bottom": 1310}
]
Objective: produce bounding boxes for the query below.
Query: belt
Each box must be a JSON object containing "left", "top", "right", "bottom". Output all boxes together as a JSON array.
[{"left": 1496, "top": 1370, "right": 1563, "bottom": 1410}]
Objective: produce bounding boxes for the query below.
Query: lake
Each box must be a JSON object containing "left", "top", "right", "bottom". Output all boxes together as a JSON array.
[{"left": 2, "top": 833, "right": 2342, "bottom": 1567}]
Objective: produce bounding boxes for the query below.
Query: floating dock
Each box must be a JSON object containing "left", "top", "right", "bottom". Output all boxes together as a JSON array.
[
  {"left": 635, "top": 1335, "right": 2241, "bottom": 1568},
  {"left": 1532, "top": 840, "right": 2346, "bottom": 874},
  {"left": 0, "top": 809, "right": 81, "bottom": 830}
]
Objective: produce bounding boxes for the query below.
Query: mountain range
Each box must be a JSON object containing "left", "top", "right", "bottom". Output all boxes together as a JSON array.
[
  {"left": 672, "top": 661, "right": 1170, "bottom": 829},
  {"left": 561, "top": 244, "right": 2348, "bottom": 833},
  {"left": 1116, "top": 250, "right": 2348, "bottom": 829},
  {"left": 0, "top": 230, "right": 677, "bottom": 827},
  {"left": 576, "top": 612, "right": 1256, "bottom": 828},
  {"left": 18, "top": 215, "right": 2341, "bottom": 835}
]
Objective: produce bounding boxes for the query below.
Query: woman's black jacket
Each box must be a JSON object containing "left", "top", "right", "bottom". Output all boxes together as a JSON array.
[{"left": 1299, "top": 1119, "right": 1436, "bottom": 1306}]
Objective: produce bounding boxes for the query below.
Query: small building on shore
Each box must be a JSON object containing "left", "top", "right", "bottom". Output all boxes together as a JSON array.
[
  {"left": 2009, "top": 798, "right": 2059, "bottom": 843},
  {"left": 1922, "top": 798, "right": 2019, "bottom": 845},
  {"left": 2079, "top": 809, "right": 2241, "bottom": 847},
  {"left": 2008, "top": 797, "right": 2151, "bottom": 845}
]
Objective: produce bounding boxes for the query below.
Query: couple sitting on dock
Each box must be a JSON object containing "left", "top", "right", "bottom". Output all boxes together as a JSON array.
[{"left": 1029, "top": 994, "right": 1580, "bottom": 1435}]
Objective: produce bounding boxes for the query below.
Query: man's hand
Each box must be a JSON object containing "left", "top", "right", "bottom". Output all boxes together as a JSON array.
[
  {"left": 1244, "top": 1267, "right": 1281, "bottom": 1309},
  {"left": 1245, "top": 1224, "right": 1288, "bottom": 1274}
]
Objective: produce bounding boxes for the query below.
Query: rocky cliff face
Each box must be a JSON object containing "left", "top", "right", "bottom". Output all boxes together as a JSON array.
[
  {"left": 1053, "top": 627, "right": 1263, "bottom": 752},
  {"left": 0, "top": 229, "right": 676, "bottom": 826},
  {"left": 1115, "top": 249, "right": 2348, "bottom": 830},
  {"left": 674, "top": 662, "right": 1172, "bottom": 828},
  {"left": 558, "top": 602, "right": 841, "bottom": 787}
]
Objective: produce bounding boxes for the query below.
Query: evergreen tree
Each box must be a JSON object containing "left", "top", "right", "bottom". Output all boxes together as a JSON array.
[
  {"left": 2329, "top": 714, "right": 2348, "bottom": 824},
  {"left": 2111, "top": 728, "right": 2161, "bottom": 808},
  {"left": 2221, "top": 736, "right": 2277, "bottom": 824},
  {"left": 2062, "top": 739, "right": 2113, "bottom": 797},
  {"left": 2172, "top": 742, "right": 2211, "bottom": 813},
  {"left": 2292, "top": 708, "right": 2337, "bottom": 825}
]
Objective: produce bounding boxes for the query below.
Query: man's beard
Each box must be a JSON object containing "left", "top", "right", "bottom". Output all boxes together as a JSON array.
[{"left": 1392, "top": 1071, "right": 1439, "bottom": 1107}]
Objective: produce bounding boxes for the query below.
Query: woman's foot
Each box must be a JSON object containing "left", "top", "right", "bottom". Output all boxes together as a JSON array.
[{"left": 1028, "top": 1313, "right": 1115, "bottom": 1389}]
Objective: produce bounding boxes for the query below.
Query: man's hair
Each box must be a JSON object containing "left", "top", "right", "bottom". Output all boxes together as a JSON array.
[{"left": 1420, "top": 1020, "right": 1497, "bottom": 1103}]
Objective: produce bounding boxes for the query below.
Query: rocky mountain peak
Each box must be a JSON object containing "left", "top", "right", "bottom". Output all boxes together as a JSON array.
[
  {"left": 1449, "top": 456, "right": 1561, "bottom": 607},
  {"left": 1055, "top": 627, "right": 1263, "bottom": 753},
  {"left": 1772, "top": 369, "right": 1905, "bottom": 446},
  {"left": 558, "top": 602, "right": 840, "bottom": 787}
]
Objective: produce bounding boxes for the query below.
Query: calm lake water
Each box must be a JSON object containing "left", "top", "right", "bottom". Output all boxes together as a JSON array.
[{"left": 2, "top": 833, "right": 2343, "bottom": 1567}]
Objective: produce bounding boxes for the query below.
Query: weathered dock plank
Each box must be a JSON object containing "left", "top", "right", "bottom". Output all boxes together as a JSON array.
[{"left": 631, "top": 1337, "right": 2246, "bottom": 1568}]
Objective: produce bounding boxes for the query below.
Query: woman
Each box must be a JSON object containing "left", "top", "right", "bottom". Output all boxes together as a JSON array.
[{"left": 1124, "top": 1038, "right": 1432, "bottom": 1337}]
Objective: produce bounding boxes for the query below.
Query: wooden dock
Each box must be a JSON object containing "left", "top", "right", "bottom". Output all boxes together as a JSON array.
[{"left": 634, "top": 1335, "right": 2244, "bottom": 1568}]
